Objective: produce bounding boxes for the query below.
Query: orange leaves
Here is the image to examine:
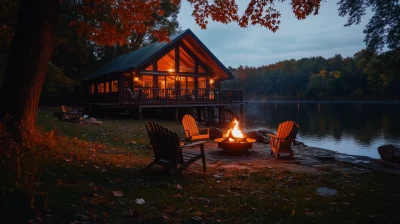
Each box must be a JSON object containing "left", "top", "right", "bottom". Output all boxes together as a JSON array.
[
  {"left": 291, "top": 0, "right": 321, "bottom": 20},
  {"left": 71, "top": 0, "right": 178, "bottom": 46},
  {"left": 189, "top": 0, "right": 321, "bottom": 32},
  {"left": 69, "top": 0, "right": 322, "bottom": 46}
]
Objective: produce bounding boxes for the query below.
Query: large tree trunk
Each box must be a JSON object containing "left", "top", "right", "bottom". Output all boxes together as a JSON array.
[{"left": 0, "top": 0, "right": 59, "bottom": 140}]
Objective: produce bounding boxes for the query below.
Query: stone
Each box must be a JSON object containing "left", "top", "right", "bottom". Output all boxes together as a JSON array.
[
  {"left": 209, "top": 127, "right": 223, "bottom": 139},
  {"left": 246, "top": 131, "right": 265, "bottom": 143},
  {"left": 257, "top": 129, "right": 275, "bottom": 135},
  {"left": 316, "top": 187, "right": 337, "bottom": 196},
  {"left": 378, "top": 144, "right": 400, "bottom": 164}
]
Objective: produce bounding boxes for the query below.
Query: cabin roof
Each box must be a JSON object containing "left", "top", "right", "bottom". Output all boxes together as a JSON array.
[{"left": 87, "top": 29, "right": 234, "bottom": 80}]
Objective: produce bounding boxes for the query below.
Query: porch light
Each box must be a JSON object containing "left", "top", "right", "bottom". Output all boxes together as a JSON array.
[
  {"left": 210, "top": 79, "right": 214, "bottom": 85},
  {"left": 168, "top": 69, "right": 174, "bottom": 72},
  {"left": 134, "top": 77, "right": 139, "bottom": 82}
]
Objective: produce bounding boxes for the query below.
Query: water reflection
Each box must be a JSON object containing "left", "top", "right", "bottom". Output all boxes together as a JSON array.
[{"left": 231, "top": 102, "right": 400, "bottom": 158}]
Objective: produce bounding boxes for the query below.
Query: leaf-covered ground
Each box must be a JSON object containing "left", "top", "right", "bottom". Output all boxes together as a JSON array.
[{"left": 1, "top": 107, "right": 400, "bottom": 223}]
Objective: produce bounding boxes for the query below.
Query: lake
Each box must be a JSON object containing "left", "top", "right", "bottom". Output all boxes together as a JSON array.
[{"left": 231, "top": 102, "right": 400, "bottom": 159}]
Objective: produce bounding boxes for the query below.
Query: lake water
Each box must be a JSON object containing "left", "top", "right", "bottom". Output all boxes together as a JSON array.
[{"left": 231, "top": 102, "right": 400, "bottom": 159}]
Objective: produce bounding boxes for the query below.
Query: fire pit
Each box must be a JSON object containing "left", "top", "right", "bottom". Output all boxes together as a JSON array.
[{"left": 214, "top": 119, "right": 256, "bottom": 153}]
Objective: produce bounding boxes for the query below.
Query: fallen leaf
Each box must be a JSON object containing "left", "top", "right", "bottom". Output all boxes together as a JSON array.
[
  {"left": 135, "top": 198, "right": 145, "bottom": 205},
  {"left": 90, "top": 197, "right": 107, "bottom": 205},
  {"left": 112, "top": 191, "right": 124, "bottom": 197}
]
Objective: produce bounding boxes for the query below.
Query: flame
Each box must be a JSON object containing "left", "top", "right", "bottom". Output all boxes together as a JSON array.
[{"left": 224, "top": 119, "right": 244, "bottom": 141}]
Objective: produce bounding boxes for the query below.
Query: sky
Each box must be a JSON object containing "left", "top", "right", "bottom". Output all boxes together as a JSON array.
[{"left": 177, "top": 0, "right": 371, "bottom": 68}]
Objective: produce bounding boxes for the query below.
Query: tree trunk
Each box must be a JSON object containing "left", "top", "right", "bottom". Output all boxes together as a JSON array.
[{"left": 0, "top": 0, "right": 59, "bottom": 140}]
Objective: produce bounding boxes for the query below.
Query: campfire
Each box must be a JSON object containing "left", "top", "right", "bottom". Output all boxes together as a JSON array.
[
  {"left": 222, "top": 119, "right": 247, "bottom": 142},
  {"left": 214, "top": 119, "right": 256, "bottom": 153}
]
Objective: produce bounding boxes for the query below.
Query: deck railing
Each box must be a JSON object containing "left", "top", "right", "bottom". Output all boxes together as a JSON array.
[{"left": 133, "top": 88, "right": 243, "bottom": 104}]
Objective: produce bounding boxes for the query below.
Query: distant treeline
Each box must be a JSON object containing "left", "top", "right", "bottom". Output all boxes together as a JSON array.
[{"left": 222, "top": 49, "right": 400, "bottom": 100}]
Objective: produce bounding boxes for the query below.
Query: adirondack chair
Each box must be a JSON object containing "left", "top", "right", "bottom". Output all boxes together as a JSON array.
[
  {"left": 143, "top": 121, "right": 206, "bottom": 174},
  {"left": 269, "top": 121, "right": 299, "bottom": 159},
  {"left": 55, "top": 105, "right": 81, "bottom": 122},
  {"left": 182, "top": 114, "right": 209, "bottom": 142}
]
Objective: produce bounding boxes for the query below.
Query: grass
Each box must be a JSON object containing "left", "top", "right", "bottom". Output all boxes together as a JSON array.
[{"left": 1, "top": 107, "right": 400, "bottom": 223}]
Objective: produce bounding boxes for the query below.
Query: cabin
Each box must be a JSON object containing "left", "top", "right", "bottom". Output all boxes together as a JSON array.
[{"left": 84, "top": 29, "right": 244, "bottom": 121}]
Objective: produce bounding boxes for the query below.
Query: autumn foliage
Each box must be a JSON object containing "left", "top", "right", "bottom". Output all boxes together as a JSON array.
[{"left": 69, "top": 0, "right": 321, "bottom": 46}]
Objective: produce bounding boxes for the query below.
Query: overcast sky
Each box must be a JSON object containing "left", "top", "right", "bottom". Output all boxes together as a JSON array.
[{"left": 177, "top": 0, "right": 371, "bottom": 68}]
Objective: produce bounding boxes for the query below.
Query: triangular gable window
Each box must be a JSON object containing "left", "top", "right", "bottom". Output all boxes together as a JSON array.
[
  {"left": 198, "top": 65, "right": 206, "bottom": 73},
  {"left": 157, "top": 49, "right": 175, "bottom": 72},
  {"left": 179, "top": 47, "right": 195, "bottom": 73},
  {"left": 145, "top": 64, "right": 153, "bottom": 71}
]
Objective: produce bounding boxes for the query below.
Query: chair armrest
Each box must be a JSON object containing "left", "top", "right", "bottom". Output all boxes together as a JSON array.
[
  {"left": 268, "top": 134, "right": 285, "bottom": 140},
  {"left": 199, "top": 128, "right": 210, "bottom": 134},
  {"left": 184, "top": 130, "right": 191, "bottom": 138},
  {"left": 179, "top": 141, "right": 206, "bottom": 149}
]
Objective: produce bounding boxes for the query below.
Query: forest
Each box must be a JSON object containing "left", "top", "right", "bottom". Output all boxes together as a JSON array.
[{"left": 223, "top": 49, "right": 400, "bottom": 100}]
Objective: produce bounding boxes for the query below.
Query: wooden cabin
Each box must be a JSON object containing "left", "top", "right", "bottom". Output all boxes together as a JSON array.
[{"left": 84, "top": 29, "right": 244, "bottom": 120}]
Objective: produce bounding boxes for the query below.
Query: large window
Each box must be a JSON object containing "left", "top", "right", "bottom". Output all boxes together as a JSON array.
[
  {"left": 157, "top": 49, "right": 175, "bottom": 72},
  {"left": 111, "top": 80, "right": 118, "bottom": 92},
  {"left": 179, "top": 47, "right": 195, "bottom": 73},
  {"left": 105, "top": 82, "right": 110, "bottom": 93},
  {"left": 90, "top": 84, "right": 95, "bottom": 94},
  {"left": 198, "top": 65, "right": 206, "bottom": 73},
  {"left": 142, "top": 75, "right": 153, "bottom": 88},
  {"left": 166, "top": 76, "right": 175, "bottom": 89},
  {"left": 157, "top": 76, "right": 165, "bottom": 89},
  {"left": 198, "top": 77, "right": 207, "bottom": 89},
  {"left": 98, "top": 83, "right": 105, "bottom": 93},
  {"left": 145, "top": 64, "right": 153, "bottom": 71}
]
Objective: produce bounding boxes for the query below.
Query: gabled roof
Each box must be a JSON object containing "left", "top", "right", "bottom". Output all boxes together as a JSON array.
[{"left": 87, "top": 29, "right": 234, "bottom": 80}]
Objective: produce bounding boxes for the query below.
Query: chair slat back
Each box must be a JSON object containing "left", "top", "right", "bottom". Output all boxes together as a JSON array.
[
  {"left": 145, "top": 122, "right": 180, "bottom": 163},
  {"left": 182, "top": 114, "right": 199, "bottom": 137},
  {"left": 276, "top": 121, "right": 299, "bottom": 140}
]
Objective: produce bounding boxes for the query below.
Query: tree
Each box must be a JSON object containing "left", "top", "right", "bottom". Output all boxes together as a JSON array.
[
  {"left": 0, "top": 0, "right": 324, "bottom": 140},
  {"left": 338, "top": 0, "right": 400, "bottom": 51}
]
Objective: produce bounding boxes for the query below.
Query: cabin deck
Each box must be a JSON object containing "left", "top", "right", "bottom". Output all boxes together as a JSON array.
[{"left": 84, "top": 101, "right": 245, "bottom": 109}]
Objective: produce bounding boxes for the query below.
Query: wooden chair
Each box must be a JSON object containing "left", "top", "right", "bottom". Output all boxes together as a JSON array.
[
  {"left": 143, "top": 121, "right": 206, "bottom": 174},
  {"left": 269, "top": 121, "right": 299, "bottom": 159},
  {"left": 55, "top": 105, "right": 81, "bottom": 122},
  {"left": 182, "top": 114, "right": 209, "bottom": 142}
]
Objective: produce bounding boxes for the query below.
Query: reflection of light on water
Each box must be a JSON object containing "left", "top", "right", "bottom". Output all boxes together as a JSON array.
[
  {"left": 242, "top": 120, "right": 398, "bottom": 159},
  {"left": 231, "top": 102, "right": 400, "bottom": 159}
]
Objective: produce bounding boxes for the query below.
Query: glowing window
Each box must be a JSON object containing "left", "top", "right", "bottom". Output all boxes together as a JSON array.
[
  {"left": 142, "top": 75, "right": 153, "bottom": 88},
  {"left": 111, "top": 80, "right": 118, "bottom": 92},
  {"left": 198, "top": 77, "right": 206, "bottom": 89},
  {"left": 198, "top": 65, "right": 206, "bottom": 73},
  {"left": 179, "top": 47, "right": 195, "bottom": 73},
  {"left": 157, "top": 76, "right": 166, "bottom": 89},
  {"left": 90, "top": 84, "right": 95, "bottom": 94},
  {"left": 145, "top": 64, "right": 153, "bottom": 71},
  {"left": 157, "top": 49, "right": 175, "bottom": 72},
  {"left": 166, "top": 76, "right": 175, "bottom": 89},
  {"left": 187, "top": 77, "right": 195, "bottom": 89},
  {"left": 105, "top": 82, "right": 110, "bottom": 93},
  {"left": 98, "top": 83, "right": 105, "bottom": 93}
]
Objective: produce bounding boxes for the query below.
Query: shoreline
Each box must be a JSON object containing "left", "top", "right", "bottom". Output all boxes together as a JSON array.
[{"left": 245, "top": 100, "right": 400, "bottom": 104}]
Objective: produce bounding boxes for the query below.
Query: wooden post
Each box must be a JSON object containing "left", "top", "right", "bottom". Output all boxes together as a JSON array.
[
  {"left": 240, "top": 104, "right": 244, "bottom": 128},
  {"left": 175, "top": 107, "right": 179, "bottom": 122},
  {"left": 138, "top": 106, "right": 142, "bottom": 119}
]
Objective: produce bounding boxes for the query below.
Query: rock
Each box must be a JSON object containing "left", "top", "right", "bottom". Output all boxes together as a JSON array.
[
  {"left": 378, "top": 144, "right": 400, "bottom": 164},
  {"left": 246, "top": 131, "right": 265, "bottom": 143},
  {"left": 257, "top": 129, "right": 275, "bottom": 136},
  {"left": 316, "top": 187, "right": 337, "bottom": 196},
  {"left": 209, "top": 127, "right": 223, "bottom": 139}
]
